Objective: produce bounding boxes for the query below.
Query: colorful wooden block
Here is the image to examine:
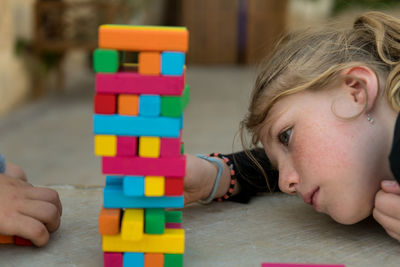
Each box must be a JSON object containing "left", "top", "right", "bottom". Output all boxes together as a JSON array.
[
  {"left": 164, "top": 254, "right": 183, "bottom": 267},
  {"left": 160, "top": 136, "right": 181, "bottom": 157},
  {"left": 139, "top": 95, "right": 161, "bottom": 117},
  {"left": 104, "top": 252, "right": 123, "bottom": 267},
  {"left": 118, "top": 94, "right": 139, "bottom": 116},
  {"left": 93, "top": 49, "right": 119, "bottom": 73},
  {"left": 123, "top": 252, "right": 144, "bottom": 267},
  {"left": 94, "top": 94, "right": 116, "bottom": 114},
  {"left": 102, "top": 156, "right": 186, "bottom": 177},
  {"left": 96, "top": 72, "right": 185, "bottom": 96},
  {"left": 123, "top": 176, "right": 145, "bottom": 196},
  {"left": 161, "top": 84, "right": 190, "bottom": 117},
  {"left": 165, "top": 211, "right": 182, "bottom": 223},
  {"left": 139, "top": 52, "right": 160, "bottom": 75},
  {"left": 161, "top": 52, "right": 185, "bottom": 75},
  {"left": 145, "top": 176, "right": 165, "bottom": 196},
  {"left": 139, "top": 137, "right": 161, "bottom": 158},
  {"left": 99, "top": 25, "right": 188, "bottom": 52},
  {"left": 102, "top": 228, "right": 185, "bottom": 254},
  {"left": 261, "top": 264, "right": 346, "bottom": 267},
  {"left": 0, "top": 234, "right": 14, "bottom": 244},
  {"left": 15, "top": 237, "right": 33, "bottom": 246},
  {"left": 145, "top": 208, "right": 165, "bottom": 234},
  {"left": 94, "top": 135, "right": 117, "bottom": 156},
  {"left": 121, "top": 209, "right": 144, "bottom": 241},
  {"left": 144, "top": 253, "right": 164, "bottom": 267},
  {"left": 93, "top": 114, "right": 182, "bottom": 138},
  {"left": 98, "top": 207, "right": 121, "bottom": 235},
  {"left": 165, "top": 177, "right": 184, "bottom": 196},
  {"left": 117, "top": 136, "right": 137, "bottom": 157},
  {"left": 103, "top": 184, "right": 184, "bottom": 208}
]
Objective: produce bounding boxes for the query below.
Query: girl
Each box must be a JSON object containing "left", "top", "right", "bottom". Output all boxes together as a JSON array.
[{"left": 184, "top": 11, "right": 400, "bottom": 243}]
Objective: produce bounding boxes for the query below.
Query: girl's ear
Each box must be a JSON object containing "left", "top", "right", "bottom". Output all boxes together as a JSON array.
[{"left": 340, "top": 66, "right": 379, "bottom": 112}]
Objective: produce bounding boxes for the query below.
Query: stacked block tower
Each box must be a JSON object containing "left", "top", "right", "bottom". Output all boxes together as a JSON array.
[{"left": 93, "top": 25, "right": 189, "bottom": 267}]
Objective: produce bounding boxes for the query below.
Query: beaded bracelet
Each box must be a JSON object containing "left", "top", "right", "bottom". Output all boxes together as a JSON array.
[
  {"left": 208, "top": 153, "right": 237, "bottom": 202},
  {"left": 0, "top": 154, "right": 5, "bottom": 174}
]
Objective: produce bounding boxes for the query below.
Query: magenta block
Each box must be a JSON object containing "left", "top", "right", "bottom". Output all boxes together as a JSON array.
[
  {"left": 117, "top": 136, "right": 137, "bottom": 157},
  {"left": 165, "top": 222, "right": 182, "bottom": 229},
  {"left": 104, "top": 252, "right": 123, "bottom": 267},
  {"left": 102, "top": 155, "right": 186, "bottom": 177},
  {"left": 96, "top": 72, "right": 185, "bottom": 96},
  {"left": 261, "top": 264, "right": 345, "bottom": 267},
  {"left": 160, "top": 136, "right": 181, "bottom": 158}
]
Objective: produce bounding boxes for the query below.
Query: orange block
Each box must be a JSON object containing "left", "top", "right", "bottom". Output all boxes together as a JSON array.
[
  {"left": 99, "top": 25, "right": 188, "bottom": 52},
  {"left": 139, "top": 52, "right": 161, "bottom": 75},
  {"left": 144, "top": 253, "right": 164, "bottom": 267},
  {"left": 98, "top": 207, "right": 121, "bottom": 235},
  {"left": 0, "top": 234, "right": 14, "bottom": 244},
  {"left": 118, "top": 94, "right": 139, "bottom": 115}
]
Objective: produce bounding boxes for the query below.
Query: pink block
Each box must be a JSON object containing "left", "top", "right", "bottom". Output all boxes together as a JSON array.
[
  {"left": 96, "top": 72, "right": 185, "bottom": 96},
  {"left": 160, "top": 137, "right": 181, "bottom": 158},
  {"left": 117, "top": 136, "right": 137, "bottom": 157},
  {"left": 261, "top": 264, "right": 345, "bottom": 267},
  {"left": 165, "top": 222, "right": 182, "bottom": 229},
  {"left": 102, "top": 155, "right": 186, "bottom": 177},
  {"left": 104, "top": 252, "right": 123, "bottom": 267}
]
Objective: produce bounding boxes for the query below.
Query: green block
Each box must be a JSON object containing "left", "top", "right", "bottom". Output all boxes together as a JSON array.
[
  {"left": 145, "top": 208, "right": 165, "bottom": 234},
  {"left": 93, "top": 49, "right": 119, "bottom": 73},
  {"left": 180, "top": 142, "right": 184, "bottom": 154},
  {"left": 161, "top": 84, "right": 190, "bottom": 117},
  {"left": 165, "top": 211, "right": 182, "bottom": 223},
  {"left": 165, "top": 254, "right": 183, "bottom": 267}
]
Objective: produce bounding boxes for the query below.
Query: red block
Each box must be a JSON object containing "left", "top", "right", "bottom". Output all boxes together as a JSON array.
[
  {"left": 160, "top": 136, "right": 181, "bottom": 158},
  {"left": 15, "top": 236, "right": 33, "bottom": 246},
  {"left": 117, "top": 136, "right": 137, "bottom": 157},
  {"left": 165, "top": 177, "right": 184, "bottom": 196},
  {"left": 94, "top": 94, "right": 117, "bottom": 114},
  {"left": 104, "top": 252, "right": 123, "bottom": 267}
]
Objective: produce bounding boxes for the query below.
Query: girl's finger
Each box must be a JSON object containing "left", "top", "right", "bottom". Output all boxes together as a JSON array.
[
  {"left": 25, "top": 187, "right": 62, "bottom": 216},
  {"left": 10, "top": 214, "right": 50, "bottom": 247},
  {"left": 18, "top": 200, "right": 61, "bottom": 233},
  {"left": 373, "top": 208, "right": 400, "bottom": 238},
  {"left": 381, "top": 180, "right": 400, "bottom": 194}
]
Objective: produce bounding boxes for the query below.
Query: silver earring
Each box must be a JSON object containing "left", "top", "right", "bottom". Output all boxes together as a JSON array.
[{"left": 367, "top": 113, "right": 374, "bottom": 124}]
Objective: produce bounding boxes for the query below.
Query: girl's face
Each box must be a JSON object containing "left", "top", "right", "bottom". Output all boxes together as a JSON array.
[{"left": 259, "top": 88, "right": 393, "bottom": 224}]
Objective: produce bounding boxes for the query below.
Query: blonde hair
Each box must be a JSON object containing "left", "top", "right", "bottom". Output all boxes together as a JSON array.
[{"left": 239, "top": 11, "right": 400, "bottom": 191}]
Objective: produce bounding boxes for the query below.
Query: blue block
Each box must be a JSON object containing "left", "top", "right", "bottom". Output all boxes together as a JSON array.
[
  {"left": 139, "top": 95, "right": 161, "bottom": 117},
  {"left": 123, "top": 252, "right": 144, "bottom": 267},
  {"left": 123, "top": 176, "right": 145, "bottom": 196},
  {"left": 161, "top": 52, "right": 185, "bottom": 76},
  {"left": 103, "top": 183, "right": 184, "bottom": 208},
  {"left": 93, "top": 114, "right": 181, "bottom": 138},
  {"left": 106, "top": 176, "right": 124, "bottom": 186}
]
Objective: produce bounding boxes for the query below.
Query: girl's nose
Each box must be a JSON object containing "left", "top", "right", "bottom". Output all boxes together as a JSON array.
[{"left": 278, "top": 166, "right": 299, "bottom": 195}]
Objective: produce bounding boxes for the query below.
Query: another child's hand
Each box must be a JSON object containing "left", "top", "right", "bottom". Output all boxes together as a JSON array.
[
  {"left": 373, "top": 180, "right": 400, "bottom": 242},
  {"left": 0, "top": 173, "right": 62, "bottom": 247}
]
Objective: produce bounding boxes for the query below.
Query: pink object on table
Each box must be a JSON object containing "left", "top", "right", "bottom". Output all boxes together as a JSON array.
[
  {"left": 117, "top": 136, "right": 137, "bottom": 157},
  {"left": 104, "top": 252, "right": 123, "bottom": 267},
  {"left": 160, "top": 136, "right": 181, "bottom": 158},
  {"left": 96, "top": 72, "right": 185, "bottom": 96},
  {"left": 261, "top": 263, "right": 345, "bottom": 267},
  {"left": 165, "top": 222, "right": 182, "bottom": 229},
  {"left": 102, "top": 155, "right": 186, "bottom": 177}
]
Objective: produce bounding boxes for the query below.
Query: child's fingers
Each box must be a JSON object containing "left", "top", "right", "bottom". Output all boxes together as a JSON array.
[
  {"left": 381, "top": 180, "right": 400, "bottom": 194},
  {"left": 12, "top": 214, "right": 50, "bottom": 247},
  {"left": 4, "top": 162, "right": 27, "bottom": 182},
  {"left": 373, "top": 208, "right": 400, "bottom": 241},
  {"left": 25, "top": 187, "right": 62, "bottom": 216},
  {"left": 19, "top": 200, "right": 61, "bottom": 233},
  {"left": 374, "top": 190, "right": 400, "bottom": 220}
]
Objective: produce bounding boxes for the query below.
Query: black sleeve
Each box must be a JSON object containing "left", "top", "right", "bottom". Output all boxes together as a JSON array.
[
  {"left": 390, "top": 113, "right": 400, "bottom": 184},
  {"left": 223, "top": 148, "right": 280, "bottom": 203}
]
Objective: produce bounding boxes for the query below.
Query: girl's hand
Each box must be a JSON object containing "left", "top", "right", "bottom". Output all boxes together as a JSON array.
[
  {"left": 373, "top": 180, "right": 400, "bottom": 242},
  {"left": 0, "top": 173, "right": 62, "bottom": 247}
]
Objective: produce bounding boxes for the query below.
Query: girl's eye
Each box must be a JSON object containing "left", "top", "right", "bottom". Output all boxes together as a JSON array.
[{"left": 278, "top": 128, "right": 292, "bottom": 147}]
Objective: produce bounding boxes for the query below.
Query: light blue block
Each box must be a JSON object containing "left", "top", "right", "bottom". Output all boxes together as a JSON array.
[
  {"left": 161, "top": 52, "right": 185, "bottom": 76},
  {"left": 93, "top": 114, "right": 181, "bottom": 138},
  {"left": 105, "top": 176, "right": 123, "bottom": 186},
  {"left": 139, "top": 95, "right": 161, "bottom": 117},
  {"left": 103, "top": 183, "right": 184, "bottom": 208},
  {"left": 123, "top": 252, "right": 144, "bottom": 267},
  {"left": 123, "top": 176, "right": 145, "bottom": 196}
]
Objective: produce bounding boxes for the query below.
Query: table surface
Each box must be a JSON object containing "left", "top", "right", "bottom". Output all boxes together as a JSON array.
[{"left": 0, "top": 186, "right": 398, "bottom": 267}]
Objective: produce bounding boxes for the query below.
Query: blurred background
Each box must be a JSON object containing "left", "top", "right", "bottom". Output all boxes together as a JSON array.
[{"left": 1, "top": 0, "right": 400, "bottom": 186}]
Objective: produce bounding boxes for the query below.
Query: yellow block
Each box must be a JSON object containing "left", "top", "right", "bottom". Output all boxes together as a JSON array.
[
  {"left": 121, "top": 209, "right": 144, "bottom": 241},
  {"left": 145, "top": 176, "right": 165, "bottom": 196},
  {"left": 139, "top": 136, "right": 160, "bottom": 158},
  {"left": 94, "top": 135, "right": 117, "bottom": 156},
  {"left": 102, "top": 229, "right": 184, "bottom": 254}
]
